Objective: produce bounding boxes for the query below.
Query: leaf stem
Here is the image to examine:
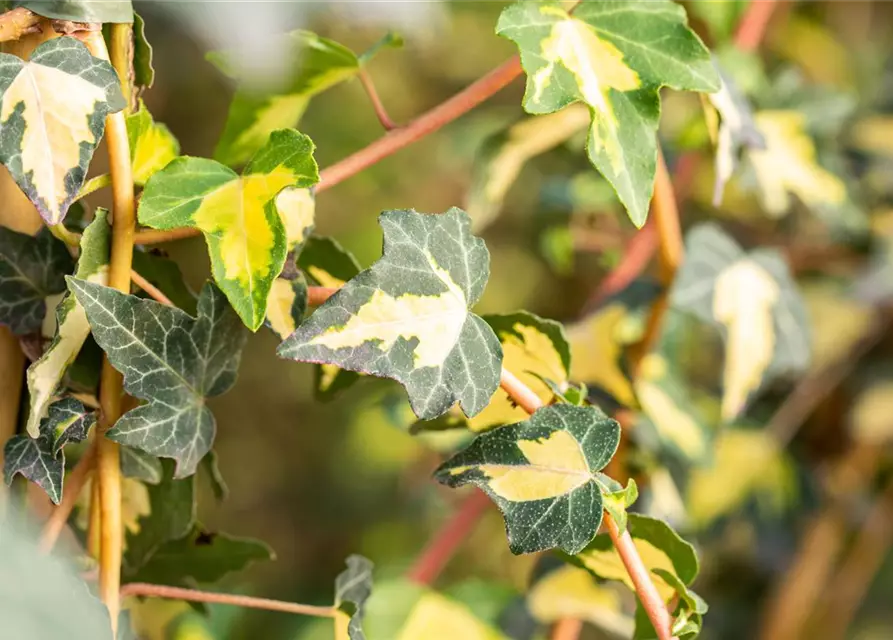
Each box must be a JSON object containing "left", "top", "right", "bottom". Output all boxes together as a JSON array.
[
  {"left": 550, "top": 618, "right": 584, "bottom": 640},
  {"left": 82, "top": 27, "right": 137, "bottom": 632},
  {"left": 133, "top": 226, "right": 200, "bottom": 245},
  {"left": 75, "top": 173, "right": 111, "bottom": 202},
  {"left": 0, "top": 7, "right": 42, "bottom": 42},
  {"left": 308, "top": 286, "right": 341, "bottom": 307},
  {"left": 499, "top": 367, "right": 544, "bottom": 414},
  {"left": 130, "top": 269, "right": 173, "bottom": 306},
  {"left": 120, "top": 583, "right": 336, "bottom": 618},
  {"left": 358, "top": 68, "right": 398, "bottom": 131},
  {"left": 734, "top": 0, "right": 779, "bottom": 51},
  {"left": 38, "top": 443, "right": 96, "bottom": 553}
]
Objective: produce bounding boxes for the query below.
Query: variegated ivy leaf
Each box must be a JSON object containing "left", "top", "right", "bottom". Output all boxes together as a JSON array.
[
  {"left": 335, "top": 555, "right": 374, "bottom": 640},
  {"left": 3, "top": 398, "right": 94, "bottom": 504},
  {"left": 435, "top": 404, "right": 621, "bottom": 554},
  {"left": 466, "top": 105, "right": 590, "bottom": 231},
  {"left": 279, "top": 208, "right": 502, "bottom": 420},
  {"left": 670, "top": 223, "right": 810, "bottom": 421},
  {"left": 297, "top": 236, "right": 363, "bottom": 400},
  {"left": 707, "top": 60, "right": 765, "bottom": 206},
  {"left": 0, "top": 37, "right": 125, "bottom": 225},
  {"left": 25, "top": 210, "right": 109, "bottom": 437},
  {"left": 12, "top": 0, "right": 133, "bottom": 22},
  {"left": 265, "top": 272, "right": 308, "bottom": 340},
  {"left": 572, "top": 513, "right": 703, "bottom": 633},
  {"left": 138, "top": 128, "right": 319, "bottom": 330},
  {"left": 209, "top": 31, "right": 362, "bottom": 167},
  {"left": 747, "top": 110, "right": 848, "bottom": 217},
  {"left": 126, "top": 100, "right": 179, "bottom": 186},
  {"left": 70, "top": 280, "right": 247, "bottom": 477},
  {"left": 0, "top": 226, "right": 73, "bottom": 336},
  {"left": 497, "top": 0, "right": 719, "bottom": 227}
]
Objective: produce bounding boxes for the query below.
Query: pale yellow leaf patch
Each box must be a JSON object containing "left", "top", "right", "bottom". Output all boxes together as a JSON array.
[
  {"left": 307, "top": 266, "right": 347, "bottom": 289},
  {"left": 265, "top": 278, "right": 299, "bottom": 339},
  {"left": 851, "top": 381, "right": 893, "bottom": 446},
  {"left": 0, "top": 63, "right": 108, "bottom": 222},
  {"left": 713, "top": 259, "right": 779, "bottom": 421},
  {"left": 131, "top": 122, "right": 178, "bottom": 185},
  {"left": 308, "top": 256, "right": 467, "bottom": 369},
  {"left": 397, "top": 592, "right": 506, "bottom": 640},
  {"left": 577, "top": 539, "right": 678, "bottom": 602},
  {"left": 231, "top": 94, "right": 309, "bottom": 163},
  {"left": 749, "top": 111, "right": 847, "bottom": 216},
  {"left": 274, "top": 187, "right": 315, "bottom": 248}
]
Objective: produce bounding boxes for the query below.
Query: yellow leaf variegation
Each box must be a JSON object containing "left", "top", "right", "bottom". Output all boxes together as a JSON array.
[
  {"left": 138, "top": 129, "right": 318, "bottom": 330},
  {"left": 126, "top": 100, "right": 180, "bottom": 185},
  {"left": 0, "top": 37, "right": 125, "bottom": 224}
]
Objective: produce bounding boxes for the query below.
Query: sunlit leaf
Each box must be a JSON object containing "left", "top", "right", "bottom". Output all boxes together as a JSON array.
[
  {"left": 25, "top": 210, "right": 109, "bottom": 436},
  {"left": 435, "top": 404, "right": 620, "bottom": 554},
  {"left": 279, "top": 208, "right": 503, "bottom": 420},
  {"left": 0, "top": 226, "right": 73, "bottom": 337},
  {"left": 12, "top": 0, "right": 132, "bottom": 22},
  {"left": 670, "top": 224, "right": 810, "bottom": 421},
  {"left": 138, "top": 128, "right": 318, "bottom": 330},
  {"left": 466, "top": 106, "right": 590, "bottom": 231},
  {"left": 497, "top": 0, "right": 718, "bottom": 226},
  {"left": 265, "top": 273, "right": 308, "bottom": 340},
  {"left": 70, "top": 280, "right": 247, "bottom": 477},
  {"left": 0, "top": 37, "right": 125, "bottom": 224},
  {"left": 335, "top": 555, "right": 373, "bottom": 640},
  {"left": 126, "top": 100, "right": 179, "bottom": 186},
  {"left": 3, "top": 397, "right": 94, "bottom": 504}
]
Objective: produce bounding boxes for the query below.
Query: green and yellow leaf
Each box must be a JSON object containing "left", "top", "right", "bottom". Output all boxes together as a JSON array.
[
  {"left": 3, "top": 398, "right": 94, "bottom": 504},
  {"left": 334, "top": 555, "right": 374, "bottom": 640},
  {"left": 126, "top": 100, "right": 179, "bottom": 185},
  {"left": 265, "top": 273, "right": 308, "bottom": 340},
  {"left": 25, "top": 210, "right": 109, "bottom": 437},
  {"left": 497, "top": 0, "right": 718, "bottom": 226},
  {"left": 138, "top": 128, "right": 319, "bottom": 330},
  {"left": 279, "top": 208, "right": 503, "bottom": 420},
  {"left": 70, "top": 280, "right": 247, "bottom": 477},
  {"left": 0, "top": 36, "right": 125, "bottom": 224},
  {"left": 435, "top": 404, "right": 620, "bottom": 554},
  {"left": 13, "top": 0, "right": 133, "bottom": 22}
]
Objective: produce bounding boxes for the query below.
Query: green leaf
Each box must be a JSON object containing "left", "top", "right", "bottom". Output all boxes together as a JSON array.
[
  {"left": 138, "top": 128, "right": 318, "bottom": 330},
  {"left": 199, "top": 450, "right": 228, "bottom": 502},
  {"left": 0, "top": 226, "right": 73, "bottom": 336},
  {"left": 635, "top": 571, "right": 707, "bottom": 639},
  {"left": 335, "top": 555, "right": 374, "bottom": 640},
  {"left": 12, "top": 0, "right": 133, "bottom": 22},
  {"left": 3, "top": 398, "right": 94, "bottom": 504},
  {"left": 265, "top": 272, "right": 308, "bottom": 340},
  {"left": 130, "top": 249, "right": 197, "bottom": 315},
  {"left": 69, "top": 280, "right": 247, "bottom": 477},
  {"left": 278, "top": 208, "right": 503, "bottom": 420},
  {"left": 209, "top": 31, "right": 360, "bottom": 167},
  {"left": 124, "top": 460, "right": 196, "bottom": 571},
  {"left": 120, "top": 446, "right": 163, "bottom": 485},
  {"left": 670, "top": 223, "right": 811, "bottom": 421},
  {"left": 466, "top": 106, "right": 590, "bottom": 231},
  {"left": 128, "top": 526, "right": 272, "bottom": 586},
  {"left": 435, "top": 404, "right": 620, "bottom": 554},
  {"left": 126, "top": 100, "right": 179, "bottom": 186},
  {"left": 0, "top": 37, "right": 125, "bottom": 224},
  {"left": 297, "top": 236, "right": 363, "bottom": 400},
  {"left": 497, "top": 0, "right": 718, "bottom": 226},
  {"left": 25, "top": 210, "right": 109, "bottom": 437},
  {"left": 133, "top": 12, "right": 154, "bottom": 89},
  {"left": 598, "top": 476, "right": 638, "bottom": 535},
  {"left": 573, "top": 513, "right": 698, "bottom": 604}
]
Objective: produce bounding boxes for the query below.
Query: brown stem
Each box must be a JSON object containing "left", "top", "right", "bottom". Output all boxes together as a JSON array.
[
  {"left": 0, "top": 7, "right": 41, "bottom": 42},
  {"left": 405, "top": 490, "right": 491, "bottom": 585},
  {"left": 734, "top": 0, "right": 779, "bottom": 52},
  {"left": 499, "top": 367, "right": 544, "bottom": 415},
  {"left": 307, "top": 286, "right": 341, "bottom": 307},
  {"left": 38, "top": 443, "right": 96, "bottom": 553},
  {"left": 550, "top": 618, "right": 584, "bottom": 640},
  {"left": 133, "top": 226, "right": 199, "bottom": 246},
  {"left": 120, "top": 583, "right": 335, "bottom": 618},
  {"left": 130, "top": 269, "right": 173, "bottom": 306},
  {"left": 358, "top": 69, "right": 398, "bottom": 131}
]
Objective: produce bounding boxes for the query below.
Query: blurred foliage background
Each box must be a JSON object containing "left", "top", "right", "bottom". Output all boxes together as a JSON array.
[{"left": 84, "top": 1, "right": 893, "bottom": 639}]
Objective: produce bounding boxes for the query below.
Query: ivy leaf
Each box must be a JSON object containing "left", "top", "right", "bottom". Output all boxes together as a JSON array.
[
  {"left": 279, "top": 208, "right": 503, "bottom": 420},
  {"left": 130, "top": 250, "right": 197, "bottom": 315},
  {"left": 209, "top": 31, "right": 361, "bottom": 167},
  {"left": 0, "top": 36, "right": 125, "bottom": 224},
  {"left": 670, "top": 223, "right": 810, "bottom": 421},
  {"left": 69, "top": 280, "right": 247, "bottom": 477},
  {"left": 126, "top": 100, "right": 179, "bottom": 186},
  {"left": 335, "top": 555, "right": 374, "bottom": 640},
  {"left": 0, "top": 226, "right": 73, "bottom": 336},
  {"left": 12, "top": 0, "right": 133, "bottom": 22},
  {"left": 133, "top": 13, "right": 154, "bottom": 89},
  {"left": 435, "top": 404, "right": 620, "bottom": 554},
  {"left": 466, "top": 106, "right": 590, "bottom": 231},
  {"left": 297, "top": 236, "right": 363, "bottom": 400},
  {"left": 598, "top": 476, "right": 638, "bottom": 535},
  {"left": 497, "top": 0, "right": 718, "bottom": 227},
  {"left": 707, "top": 61, "right": 765, "bottom": 206},
  {"left": 200, "top": 450, "right": 228, "bottom": 502},
  {"left": 265, "top": 273, "right": 308, "bottom": 340},
  {"left": 128, "top": 526, "right": 272, "bottom": 586},
  {"left": 25, "top": 210, "right": 109, "bottom": 437},
  {"left": 746, "top": 110, "right": 849, "bottom": 217},
  {"left": 138, "top": 128, "right": 318, "bottom": 330},
  {"left": 3, "top": 398, "right": 94, "bottom": 504},
  {"left": 120, "top": 446, "right": 163, "bottom": 485}
]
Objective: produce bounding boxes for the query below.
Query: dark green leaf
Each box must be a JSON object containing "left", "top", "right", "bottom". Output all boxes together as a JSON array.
[
  {"left": 335, "top": 555, "right": 374, "bottom": 640},
  {"left": 200, "top": 450, "right": 228, "bottom": 502},
  {"left": 70, "top": 280, "right": 247, "bottom": 477},
  {"left": 435, "top": 404, "right": 621, "bottom": 554},
  {"left": 0, "top": 226, "right": 72, "bottom": 336},
  {"left": 133, "top": 12, "right": 154, "bottom": 89},
  {"left": 120, "top": 446, "right": 162, "bottom": 485},
  {"left": 130, "top": 249, "right": 197, "bottom": 316},
  {"left": 279, "top": 208, "right": 503, "bottom": 420}
]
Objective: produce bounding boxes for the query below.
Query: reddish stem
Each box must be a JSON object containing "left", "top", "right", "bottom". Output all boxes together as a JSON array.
[
  {"left": 406, "top": 490, "right": 492, "bottom": 585},
  {"left": 500, "top": 367, "right": 544, "bottom": 414},
  {"left": 307, "top": 286, "right": 340, "bottom": 307},
  {"left": 734, "top": 0, "right": 779, "bottom": 52},
  {"left": 358, "top": 69, "right": 398, "bottom": 131},
  {"left": 550, "top": 618, "right": 584, "bottom": 640}
]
